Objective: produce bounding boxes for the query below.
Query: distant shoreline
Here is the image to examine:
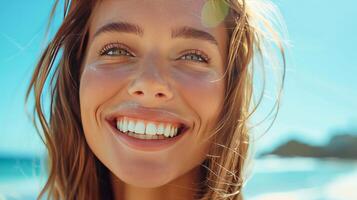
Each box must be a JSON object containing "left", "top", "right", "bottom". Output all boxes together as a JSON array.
[{"left": 261, "top": 134, "right": 357, "bottom": 160}]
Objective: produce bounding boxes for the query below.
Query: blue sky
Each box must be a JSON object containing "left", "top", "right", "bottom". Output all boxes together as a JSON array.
[{"left": 0, "top": 0, "right": 356, "bottom": 156}]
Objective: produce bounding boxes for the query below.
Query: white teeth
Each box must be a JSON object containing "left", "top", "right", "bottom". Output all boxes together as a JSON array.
[
  {"left": 128, "top": 120, "right": 135, "bottom": 132},
  {"left": 116, "top": 118, "right": 182, "bottom": 138},
  {"left": 145, "top": 123, "right": 157, "bottom": 135},
  {"left": 170, "top": 127, "right": 175, "bottom": 137},
  {"left": 164, "top": 124, "right": 171, "bottom": 137},
  {"left": 122, "top": 118, "right": 128, "bottom": 132},
  {"left": 134, "top": 121, "right": 145, "bottom": 134},
  {"left": 116, "top": 121, "right": 120, "bottom": 130},
  {"left": 174, "top": 127, "right": 178, "bottom": 137},
  {"left": 157, "top": 124, "right": 164, "bottom": 135}
]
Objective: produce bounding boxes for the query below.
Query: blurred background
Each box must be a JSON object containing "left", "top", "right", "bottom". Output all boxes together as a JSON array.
[{"left": 0, "top": 0, "right": 356, "bottom": 199}]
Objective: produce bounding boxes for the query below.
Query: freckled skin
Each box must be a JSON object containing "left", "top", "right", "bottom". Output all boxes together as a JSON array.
[{"left": 79, "top": 0, "right": 228, "bottom": 199}]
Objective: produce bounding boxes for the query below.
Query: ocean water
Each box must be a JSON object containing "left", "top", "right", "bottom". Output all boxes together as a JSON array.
[
  {"left": 0, "top": 157, "right": 44, "bottom": 200},
  {"left": 0, "top": 157, "right": 356, "bottom": 200},
  {"left": 243, "top": 157, "right": 357, "bottom": 200}
]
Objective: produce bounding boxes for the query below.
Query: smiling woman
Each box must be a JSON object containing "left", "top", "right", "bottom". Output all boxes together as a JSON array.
[{"left": 26, "top": 0, "right": 285, "bottom": 200}]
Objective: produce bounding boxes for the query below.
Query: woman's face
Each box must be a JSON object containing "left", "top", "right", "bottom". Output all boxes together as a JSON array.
[{"left": 80, "top": 0, "right": 228, "bottom": 188}]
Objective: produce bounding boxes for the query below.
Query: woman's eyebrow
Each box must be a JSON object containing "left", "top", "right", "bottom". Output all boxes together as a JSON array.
[
  {"left": 93, "top": 21, "right": 218, "bottom": 46},
  {"left": 171, "top": 26, "right": 218, "bottom": 46},
  {"left": 93, "top": 22, "right": 144, "bottom": 38}
]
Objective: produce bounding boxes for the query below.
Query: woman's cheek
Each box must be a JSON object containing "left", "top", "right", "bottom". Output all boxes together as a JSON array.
[
  {"left": 80, "top": 62, "right": 135, "bottom": 98},
  {"left": 79, "top": 63, "right": 133, "bottom": 127},
  {"left": 170, "top": 66, "right": 224, "bottom": 126}
]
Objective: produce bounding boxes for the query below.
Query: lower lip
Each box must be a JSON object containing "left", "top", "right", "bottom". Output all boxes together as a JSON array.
[{"left": 107, "top": 122, "right": 188, "bottom": 152}]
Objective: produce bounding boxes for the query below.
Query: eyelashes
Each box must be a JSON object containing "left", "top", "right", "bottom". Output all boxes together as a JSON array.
[
  {"left": 98, "top": 43, "right": 134, "bottom": 57},
  {"left": 180, "top": 49, "right": 210, "bottom": 63},
  {"left": 97, "top": 42, "right": 210, "bottom": 64}
]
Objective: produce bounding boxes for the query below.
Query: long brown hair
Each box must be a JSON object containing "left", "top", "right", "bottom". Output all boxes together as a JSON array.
[{"left": 26, "top": 0, "right": 286, "bottom": 199}]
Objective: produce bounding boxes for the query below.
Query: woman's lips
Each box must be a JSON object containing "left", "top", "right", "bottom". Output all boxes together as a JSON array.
[
  {"left": 104, "top": 103, "right": 192, "bottom": 130},
  {"left": 106, "top": 119, "right": 189, "bottom": 152},
  {"left": 103, "top": 102, "right": 193, "bottom": 151}
]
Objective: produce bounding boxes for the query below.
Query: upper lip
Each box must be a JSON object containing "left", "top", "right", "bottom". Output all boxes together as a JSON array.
[{"left": 104, "top": 102, "right": 192, "bottom": 129}]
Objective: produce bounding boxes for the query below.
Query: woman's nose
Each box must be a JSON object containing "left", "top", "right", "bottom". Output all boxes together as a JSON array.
[{"left": 127, "top": 64, "right": 173, "bottom": 103}]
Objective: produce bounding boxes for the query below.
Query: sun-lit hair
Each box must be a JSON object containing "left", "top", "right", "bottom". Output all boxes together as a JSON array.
[{"left": 26, "top": 0, "right": 286, "bottom": 199}]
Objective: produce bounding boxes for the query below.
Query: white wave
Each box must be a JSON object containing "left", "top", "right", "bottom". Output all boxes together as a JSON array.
[
  {"left": 253, "top": 157, "right": 320, "bottom": 173},
  {"left": 0, "top": 177, "right": 43, "bottom": 199},
  {"left": 250, "top": 188, "right": 319, "bottom": 200},
  {"left": 248, "top": 167, "right": 357, "bottom": 200},
  {"left": 323, "top": 169, "right": 357, "bottom": 200}
]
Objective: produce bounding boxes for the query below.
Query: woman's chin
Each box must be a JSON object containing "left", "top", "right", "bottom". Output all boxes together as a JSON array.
[{"left": 112, "top": 168, "right": 175, "bottom": 189}]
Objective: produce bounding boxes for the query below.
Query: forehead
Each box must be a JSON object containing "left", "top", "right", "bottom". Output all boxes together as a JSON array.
[{"left": 89, "top": 0, "right": 227, "bottom": 39}]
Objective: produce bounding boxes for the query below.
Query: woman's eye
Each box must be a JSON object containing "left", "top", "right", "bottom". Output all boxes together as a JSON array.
[
  {"left": 98, "top": 43, "right": 134, "bottom": 57},
  {"left": 105, "top": 48, "right": 131, "bottom": 56},
  {"left": 100, "top": 47, "right": 132, "bottom": 57},
  {"left": 179, "top": 52, "right": 209, "bottom": 63}
]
